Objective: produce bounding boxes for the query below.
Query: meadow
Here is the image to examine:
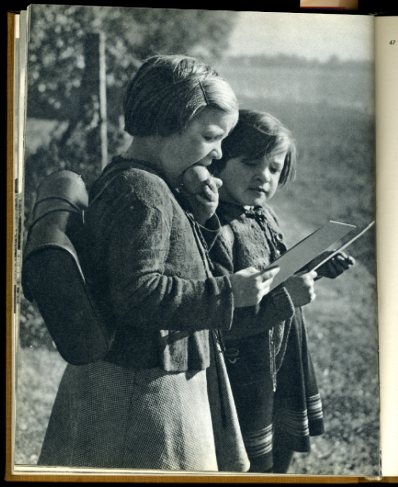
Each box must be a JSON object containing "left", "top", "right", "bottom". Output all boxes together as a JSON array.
[{"left": 14, "top": 59, "right": 379, "bottom": 476}]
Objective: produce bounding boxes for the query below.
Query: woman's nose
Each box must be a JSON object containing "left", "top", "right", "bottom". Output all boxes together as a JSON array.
[
  {"left": 256, "top": 167, "right": 271, "bottom": 182},
  {"left": 211, "top": 141, "right": 223, "bottom": 160}
]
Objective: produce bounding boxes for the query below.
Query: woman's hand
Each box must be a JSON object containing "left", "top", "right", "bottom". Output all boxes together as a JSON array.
[
  {"left": 181, "top": 166, "right": 223, "bottom": 225},
  {"left": 311, "top": 250, "right": 355, "bottom": 279},
  {"left": 285, "top": 271, "right": 317, "bottom": 307},
  {"left": 230, "top": 266, "right": 280, "bottom": 308}
]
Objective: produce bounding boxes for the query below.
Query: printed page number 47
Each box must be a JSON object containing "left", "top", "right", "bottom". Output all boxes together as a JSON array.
[{"left": 389, "top": 40, "right": 396, "bottom": 45}]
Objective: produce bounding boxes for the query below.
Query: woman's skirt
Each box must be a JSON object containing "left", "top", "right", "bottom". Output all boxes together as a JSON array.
[
  {"left": 38, "top": 331, "right": 249, "bottom": 472},
  {"left": 223, "top": 310, "right": 324, "bottom": 472}
]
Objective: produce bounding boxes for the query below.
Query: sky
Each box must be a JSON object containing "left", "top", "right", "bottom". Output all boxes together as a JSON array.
[{"left": 226, "top": 11, "right": 374, "bottom": 62}]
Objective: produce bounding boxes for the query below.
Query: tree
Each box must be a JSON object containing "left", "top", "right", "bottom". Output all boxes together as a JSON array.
[{"left": 27, "top": 6, "right": 238, "bottom": 123}]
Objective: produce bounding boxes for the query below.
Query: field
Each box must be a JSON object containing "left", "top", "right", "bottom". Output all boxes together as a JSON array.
[{"left": 13, "top": 60, "right": 379, "bottom": 476}]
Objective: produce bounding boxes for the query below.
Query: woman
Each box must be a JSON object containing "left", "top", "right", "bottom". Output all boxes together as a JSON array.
[{"left": 37, "top": 55, "right": 279, "bottom": 472}]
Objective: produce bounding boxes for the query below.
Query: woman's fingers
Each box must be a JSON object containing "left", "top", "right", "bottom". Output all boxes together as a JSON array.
[
  {"left": 316, "top": 251, "right": 356, "bottom": 278},
  {"left": 201, "top": 177, "right": 221, "bottom": 201},
  {"left": 230, "top": 266, "right": 279, "bottom": 308},
  {"left": 325, "top": 252, "right": 355, "bottom": 277},
  {"left": 212, "top": 176, "right": 223, "bottom": 189},
  {"left": 308, "top": 270, "right": 318, "bottom": 280},
  {"left": 285, "top": 272, "right": 317, "bottom": 307},
  {"left": 259, "top": 267, "right": 279, "bottom": 290},
  {"left": 296, "top": 269, "right": 317, "bottom": 280},
  {"left": 337, "top": 252, "right": 356, "bottom": 267},
  {"left": 258, "top": 266, "right": 280, "bottom": 279},
  {"left": 195, "top": 193, "right": 217, "bottom": 206}
]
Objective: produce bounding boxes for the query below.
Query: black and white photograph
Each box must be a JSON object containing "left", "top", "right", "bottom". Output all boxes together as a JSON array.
[{"left": 11, "top": 4, "right": 379, "bottom": 478}]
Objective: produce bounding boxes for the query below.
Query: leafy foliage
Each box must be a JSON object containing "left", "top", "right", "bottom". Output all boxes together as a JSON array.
[{"left": 27, "top": 5, "right": 237, "bottom": 122}]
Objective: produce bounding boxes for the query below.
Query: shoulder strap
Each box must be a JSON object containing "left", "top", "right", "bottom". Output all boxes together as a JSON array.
[{"left": 88, "top": 159, "right": 151, "bottom": 209}]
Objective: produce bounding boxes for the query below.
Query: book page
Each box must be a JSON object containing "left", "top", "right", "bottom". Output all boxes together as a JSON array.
[
  {"left": 375, "top": 15, "right": 398, "bottom": 478},
  {"left": 8, "top": 6, "right": 378, "bottom": 481},
  {"left": 265, "top": 220, "right": 356, "bottom": 290},
  {"left": 13, "top": 8, "right": 28, "bottom": 351}
]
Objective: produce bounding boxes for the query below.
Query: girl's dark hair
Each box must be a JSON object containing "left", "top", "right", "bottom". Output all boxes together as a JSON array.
[
  {"left": 123, "top": 54, "right": 238, "bottom": 137},
  {"left": 214, "top": 109, "right": 297, "bottom": 186}
]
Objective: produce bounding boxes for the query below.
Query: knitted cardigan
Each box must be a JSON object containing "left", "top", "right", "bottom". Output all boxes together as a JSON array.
[
  {"left": 84, "top": 157, "right": 235, "bottom": 372},
  {"left": 209, "top": 201, "right": 297, "bottom": 375}
]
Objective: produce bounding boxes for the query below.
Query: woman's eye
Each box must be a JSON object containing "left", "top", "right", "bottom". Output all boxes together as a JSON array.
[
  {"left": 241, "top": 159, "right": 257, "bottom": 167},
  {"left": 270, "top": 166, "right": 282, "bottom": 174},
  {"left": 204, "top": 133, "right": 225, "bottom": 142}
]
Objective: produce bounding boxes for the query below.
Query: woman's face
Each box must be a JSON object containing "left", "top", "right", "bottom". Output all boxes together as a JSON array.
[
  {"left": 218, "top": 149, "right": 287, "bottom": 207},
  {"left": 158, "top": 107, "right": 238, "bottom": 187}
]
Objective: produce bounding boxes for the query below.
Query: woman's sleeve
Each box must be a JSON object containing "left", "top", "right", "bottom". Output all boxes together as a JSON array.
[
  {"left": 106, "top": 199, "right": 234, "bottom": 332},
  {"left": 209, "top": 224, "right": 295, "bottom": 334},
  {"left": 230, "top": 286, "right": 294, "bottom": 336},
  {"left": 260, "top": 286, "right": 295, "bottom": 324}
]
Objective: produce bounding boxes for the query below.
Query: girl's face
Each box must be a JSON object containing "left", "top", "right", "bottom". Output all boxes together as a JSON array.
[
  {"left": 218, "top": 149, "right": 286, "bottom": 207},
  {"left": 157, "top": 107, "right": 238, "bottom": 187}
]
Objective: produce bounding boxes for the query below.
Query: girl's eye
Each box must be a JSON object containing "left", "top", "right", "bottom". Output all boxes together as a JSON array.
[
  {"left": 241, "top": 159, "right": 258, "bottom": 167},
  {"left": 270, "top": 165, "right": 283, "bottom": 174}
]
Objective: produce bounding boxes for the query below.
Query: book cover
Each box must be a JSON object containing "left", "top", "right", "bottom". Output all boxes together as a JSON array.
[{"left": 7, "top": 3, "right": 389, "bottom": 481}]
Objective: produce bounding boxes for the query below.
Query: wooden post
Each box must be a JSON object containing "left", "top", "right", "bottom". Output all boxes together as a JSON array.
[
  {"left": 82, "top": 32, "right": 108, "bottom": 170},
  {"left": 98, "top": 32, "right": 108, "bottom": 170}
]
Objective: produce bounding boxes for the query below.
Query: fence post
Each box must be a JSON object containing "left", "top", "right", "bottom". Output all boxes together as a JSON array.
[
  {"left": 82, "top": 32, "right": 108, "bottom": 170},
  {"left": 98, "top": 32, "right": 108, "bottom": 170}
]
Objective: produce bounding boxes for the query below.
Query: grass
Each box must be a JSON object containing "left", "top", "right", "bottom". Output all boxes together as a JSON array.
[
  {"left": 14, "top": 346, "right": 66, "bottom": 465},
  {"left": 288, "top": 262, "right": 379, "bottom": 475}
]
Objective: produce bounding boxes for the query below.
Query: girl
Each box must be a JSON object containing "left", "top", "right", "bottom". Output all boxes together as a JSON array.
[
  {"left": 37, "top": 57, "right": 280, "bottom": 472},
  {"left": 203, "top": 109, "right": 354, "bottom": 473}
]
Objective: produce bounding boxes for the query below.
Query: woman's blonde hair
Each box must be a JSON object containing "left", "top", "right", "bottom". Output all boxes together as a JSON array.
[{"left": 123, "top": 54, "right": 238, "bottom": 137}]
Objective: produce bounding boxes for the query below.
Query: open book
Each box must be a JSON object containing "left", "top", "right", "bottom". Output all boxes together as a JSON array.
[
  {"left": 263, "top": 220, "right": 375, "bottom": 291},
  {"left": 265, "top": 220, "right": 355, "bottom": 287},
  {"left": 7, "top": 2, "right": 398, "bottom": 482}
]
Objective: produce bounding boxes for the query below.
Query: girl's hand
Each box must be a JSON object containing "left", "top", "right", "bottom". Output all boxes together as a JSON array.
[
  {"left": 313, "top": 251, "right": 355, "bottom": 279},
  {"left": 285, "top": 271, "right": 317, "bottom": 307},
  {"left": 181, "top": 166, "right": 223, "bottom": 225},
  {"left": 230, "top": 266, "right": 280, "bottom": 308}
]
